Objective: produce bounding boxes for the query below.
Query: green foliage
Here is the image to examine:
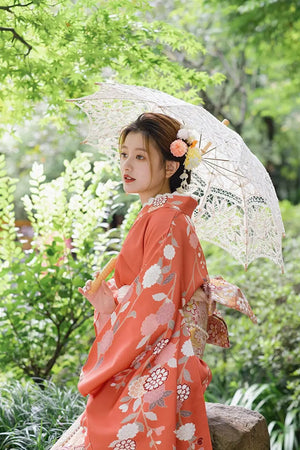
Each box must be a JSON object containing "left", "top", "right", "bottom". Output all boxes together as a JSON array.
[
  {"left": 0, "top": 380, "right": 86, "bottom": 449},
  {"left": 206, "top": 0, "right": 300, "bottom": 202},
  {"left": 204, "top": 202, "right": 300, "bottom": 449},
  {"left": 159, "top": 0, "right": 300, "bottom": 202},
  {"left": 120, "top": 198, "right": 142, "bottom": 240},
  {"left": 0, "top": 0, "right": 221, "bottom": 130},
  {"left": 1, "top": 113, "right": 86, "bottom": 219},
  {"left": 0, "top": 153, "right": 121, "bottom": 382},
  {"left": 0, "top": 155, "right": 21, "bottom": 264}
]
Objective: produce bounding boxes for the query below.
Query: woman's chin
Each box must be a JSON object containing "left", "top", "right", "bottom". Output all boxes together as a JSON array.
[{"left": 123, "top": 184, "right": 137, "bottom": 195}]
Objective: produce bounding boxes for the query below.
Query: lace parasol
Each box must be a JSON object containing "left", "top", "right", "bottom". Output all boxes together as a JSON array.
[{"left": 68, "top": 82, "right": 284, "bottom": 270}]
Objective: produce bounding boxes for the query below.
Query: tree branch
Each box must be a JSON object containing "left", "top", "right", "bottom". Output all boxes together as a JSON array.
[
  {"left": 201, "top": 90, "right": 241, "bottom": 132},
  {"left": 0, "top": 2, "right": 33, "bottom": 12},
  {"left": 0, "top": 26, "right": 32, "bottom": 55}
]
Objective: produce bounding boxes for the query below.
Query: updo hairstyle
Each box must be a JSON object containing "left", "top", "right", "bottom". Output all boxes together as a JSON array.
[{"left": 119, "top": 113, "right": 191, "bottom": 192}]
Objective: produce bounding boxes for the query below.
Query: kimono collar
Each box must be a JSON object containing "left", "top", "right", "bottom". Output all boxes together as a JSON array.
[{"left": 142, "top": 193, "right": 197, "bottom": 218}]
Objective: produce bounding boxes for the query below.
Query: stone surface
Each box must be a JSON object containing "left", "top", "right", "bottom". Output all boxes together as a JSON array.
[{"left": 206, "top": 402, "right": 270, "bottom": 450}]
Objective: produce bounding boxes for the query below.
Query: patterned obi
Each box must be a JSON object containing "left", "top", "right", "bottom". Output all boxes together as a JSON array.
[{"left": 183, "top": 276, "right": 257, "bottom": 352}]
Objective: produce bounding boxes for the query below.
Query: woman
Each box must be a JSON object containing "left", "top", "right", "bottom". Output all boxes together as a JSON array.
[
  {"left": 74, "top": 113, "right": 213, "bottom": 449},
  {"left": 52, "top": 112, "right": 258, "bottom": 450},
  {"left": 52, "top": 112, "right": 214, "bottom": 450}
]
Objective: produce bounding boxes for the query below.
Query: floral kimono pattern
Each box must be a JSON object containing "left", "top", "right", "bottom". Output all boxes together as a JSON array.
[{"left": 78, "top": 194, "right": 212, "bottom": 449}]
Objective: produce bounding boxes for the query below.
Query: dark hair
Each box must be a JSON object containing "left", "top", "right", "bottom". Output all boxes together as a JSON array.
[{"left": 119, "top": 113, "right": 191, "bottom": 192}]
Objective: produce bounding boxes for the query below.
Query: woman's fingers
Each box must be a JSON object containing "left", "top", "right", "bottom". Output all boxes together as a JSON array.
[
  {"left": 102, "top": 281, "right": 112, "bottom": 295},
  {"left": 79, "top": 272, "right": 101, "bottom": 297},
  {"left": 78, "top": 279, "right": 92, "bottom": 296}
]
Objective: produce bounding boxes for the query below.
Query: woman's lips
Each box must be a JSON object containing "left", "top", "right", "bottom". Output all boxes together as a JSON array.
[{"left": 124, "top": 175, "right": 136, "bottom": 183}]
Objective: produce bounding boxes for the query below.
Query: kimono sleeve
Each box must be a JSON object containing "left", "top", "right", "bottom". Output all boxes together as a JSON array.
[{"left": 78, "top": 211, "right": 208, "bottom": 397}]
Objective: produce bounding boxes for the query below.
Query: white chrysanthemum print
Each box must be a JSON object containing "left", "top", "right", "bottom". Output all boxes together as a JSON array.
[
  {"left": 163, "top": 244, "right": 175, "bottom": 260},
  {"left": 144, "top": 367, "right": 169, "bottom": 391},
  {"left": 114, "top": 439, "right": 136, "bottom": 449},
  {"left": 177, "top": 384, "right": 191, "bottom": 402},
  {"left": 117, "top": 423, "right": 139, "bottom": 440},
  {"left": 181, "top": 339, "right": 194, "bottom": 357},
  {"left": 142, "top": 264, "right": 161, "bottom": 288},
  {"left": 153, "top": 339, "right": 170, "bottom": 355},
  {"left": 175, "top": 422, "right": 196, "bottom": 441}
]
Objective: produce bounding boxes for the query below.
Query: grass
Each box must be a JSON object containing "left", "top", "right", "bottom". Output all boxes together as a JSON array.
[{"left": 0, "top": 380, "right": 86, "bottom": 449}]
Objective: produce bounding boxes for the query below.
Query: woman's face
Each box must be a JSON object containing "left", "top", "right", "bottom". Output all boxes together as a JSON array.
[{"left": 119, "top": 132, "right": 170, "bottom": 204}]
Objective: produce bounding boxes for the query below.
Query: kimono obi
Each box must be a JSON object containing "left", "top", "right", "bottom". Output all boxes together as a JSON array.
[{"left": 183, "top": 276, "right": 257, "bottom": 351}]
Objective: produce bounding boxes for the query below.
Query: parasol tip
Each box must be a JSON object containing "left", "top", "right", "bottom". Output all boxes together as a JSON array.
[{"left": 222, "top": 119, "right": 230, "bottom": 126}]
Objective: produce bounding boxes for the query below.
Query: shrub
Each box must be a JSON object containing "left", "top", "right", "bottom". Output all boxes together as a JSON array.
[{"left": 0, "top": 153, "right": 121, "bottom": 382}]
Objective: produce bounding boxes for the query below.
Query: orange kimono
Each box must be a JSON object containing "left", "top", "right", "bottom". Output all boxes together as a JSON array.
[{"left": 78, "top": 193, "right": 212, "bottom": 449}]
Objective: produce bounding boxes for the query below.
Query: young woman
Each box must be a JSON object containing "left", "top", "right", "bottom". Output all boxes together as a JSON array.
[
  {"left": 71, "top": 112, "right": 213, "bottom": 450},
  {"left": 51, "top": 112, "right": 257, "bottom": 450}
]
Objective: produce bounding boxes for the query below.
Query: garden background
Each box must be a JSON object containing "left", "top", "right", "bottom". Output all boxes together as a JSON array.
[{"left": 0, "top": 0, "right": 299, "bottom": 449}]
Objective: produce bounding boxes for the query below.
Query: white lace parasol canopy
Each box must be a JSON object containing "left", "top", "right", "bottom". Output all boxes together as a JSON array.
[{"left": 68, "top": 82, "right": 285, "bottom": 270}]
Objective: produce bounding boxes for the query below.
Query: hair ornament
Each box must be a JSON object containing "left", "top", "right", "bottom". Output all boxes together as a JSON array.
[
  {"left": 184, "top": 143, "right": 202, "bottom": 170},
  {"left": 170, "top": 127, "right": 204, "bottom": 170},
  {"left": 177, "top": 128, "right": 198, "bottom": 144},
  {"left": 170, "top": 139, "right": 188, "bottom": 157}
]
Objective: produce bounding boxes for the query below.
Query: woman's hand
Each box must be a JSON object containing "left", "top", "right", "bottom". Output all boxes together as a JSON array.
[{"left": 79, "top": 279, "right": 116, "bottom": 315}]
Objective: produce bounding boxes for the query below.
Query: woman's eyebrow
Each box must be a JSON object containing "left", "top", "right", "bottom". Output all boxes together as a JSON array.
[{"left": 121, "top": 145, "right": 147, "bottom": 152}]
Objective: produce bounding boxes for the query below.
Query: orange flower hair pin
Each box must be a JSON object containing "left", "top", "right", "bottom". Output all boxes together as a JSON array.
[{"left": 170, "top": 127, "right": 211, "bottom": 170}]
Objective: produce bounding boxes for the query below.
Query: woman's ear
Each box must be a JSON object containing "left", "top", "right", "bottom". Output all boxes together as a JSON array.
[{"left": 165, "top": 160, "right": 180, "bottom": 178}]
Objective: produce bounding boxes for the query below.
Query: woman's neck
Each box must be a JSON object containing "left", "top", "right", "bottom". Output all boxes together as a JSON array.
[{"left": 139, "top": 188, "right": 172, "bottom": 205}]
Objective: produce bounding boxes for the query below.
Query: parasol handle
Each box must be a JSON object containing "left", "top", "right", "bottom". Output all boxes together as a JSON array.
[{"left": 87, "top": 256, "right": 118, "bottom": 295}]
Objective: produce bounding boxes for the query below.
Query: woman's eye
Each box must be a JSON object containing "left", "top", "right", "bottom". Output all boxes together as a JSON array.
[
  {"left": 120, "top": 152, "right": 127, "bottom": 158},
  {"left": 136, "top": 154, "right": 145, "bottom": 160}
]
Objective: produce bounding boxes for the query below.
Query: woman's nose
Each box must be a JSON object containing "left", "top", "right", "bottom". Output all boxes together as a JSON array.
[{"left": 123, "top": 156, "right": 133, "bottom": 169}]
